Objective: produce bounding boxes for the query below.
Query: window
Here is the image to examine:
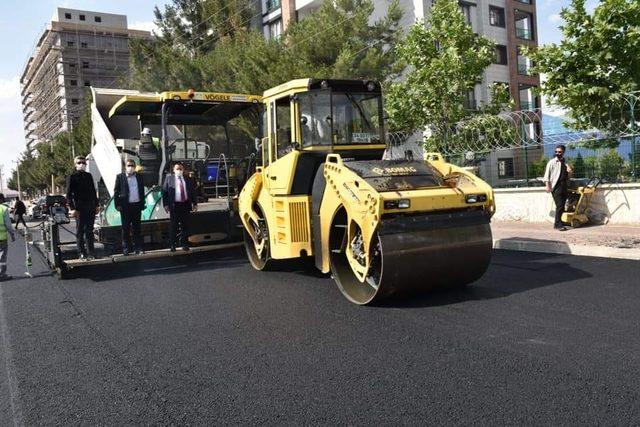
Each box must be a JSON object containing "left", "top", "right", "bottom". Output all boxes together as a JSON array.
[
  {"left": 69, "top": 63, "right": 76, "bottom": 69},
  {"left": 84, "top": 80, "right": 91, "bottom": 87},
  {"left": 266, "top": 0, "right": 281, "bottom": 12},
  {"left": 494, "top": 45, "right": 508, "bottom": 65},
  {"left": 82, "top": 61, "right": 90, "bottom": 69},
  {"left": 515, "top": 10, "right": 534, "bottom": 40},
  {"left": 463, "top": 89, "right": 477, "bottom": 110},
  {"left": 79, "top": 14, "right": 85, "bottom": 21},
  {"left": 71, "top": 99, "right": 79, "bottom": 105},
  {"left": 67, "top": 41, "right": 74, "bottom": 47},
  {"left": 81, "top": 42, "right": 88, "bottom": 48},
  {"left": 70, "top": 80, "right": 78, "bottom": 86},
  {"left": 267, "top": 19, "right": 282, "bottom": 40},
  {"left": 94, "top": 16, "right": 102, "bottom": 23},
  {"left": 298, "top": 91, "right": 332, "bottom": 147},
  {"left": 489, "top": 6, "right": 505, "bottom": 27},
  {"left": 275, "top": 97, "right": 292, "bottom": 157},
  {"left": 498, "top": 158, "right": 514, "bottom": 178},
  {"left": 459, "top": 3, "right": 472, "bottom": 25},
  {"left": 517, "top": 47, "right": 531, "bottom": 74},
  {"left": 64, "top": 13, "right": 72, "bottom": 19}
]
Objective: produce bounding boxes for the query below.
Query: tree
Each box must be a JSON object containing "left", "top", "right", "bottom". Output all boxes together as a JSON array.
[
  {"left": 385, "top": 0, "right": 496, "bottom": 132},
  {"left": 523, "top": 0, "right": 640, "bottom": 133},
  {"left": 129, "top": 0, "right": 404, "bottom": 94},
  {"left": 571, "top": 152, "right": 586, "bottom": 178}
]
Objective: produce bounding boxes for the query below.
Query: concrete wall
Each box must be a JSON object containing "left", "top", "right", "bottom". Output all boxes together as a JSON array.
[{"left": 494, "top": 184, "right": 640, "bottom": 225}]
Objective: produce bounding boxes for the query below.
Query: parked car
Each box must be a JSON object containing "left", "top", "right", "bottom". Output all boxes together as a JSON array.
[
  {"left": 29, "top": 197, "right": 46, "bottom": 220},
  {"left": 43, "top": 195, "right": 68, "bottom": 216}
]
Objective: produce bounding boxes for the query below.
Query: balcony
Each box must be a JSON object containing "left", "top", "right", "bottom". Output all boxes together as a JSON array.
[{"left": 514, "top": 0, "right": 532, "bottom": 3}]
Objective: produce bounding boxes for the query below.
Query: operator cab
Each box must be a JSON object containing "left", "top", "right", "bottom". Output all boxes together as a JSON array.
[{"left": 261, "top": 79, "right": 386, "bottom": 195}]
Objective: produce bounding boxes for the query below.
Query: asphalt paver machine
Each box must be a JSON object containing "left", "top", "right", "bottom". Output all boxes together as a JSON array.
[
  {"left": 41, "top": 88, "right": 262, "bottom": 277},
  {"left": 239, "top": 79, "right": 496, "bottom": 304}
]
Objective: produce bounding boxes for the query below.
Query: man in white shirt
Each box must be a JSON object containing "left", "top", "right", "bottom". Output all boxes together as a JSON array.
[
  {"left": 114, "top": 159, "right": 146, "bottom": 255},
  {"left": 543, "top": 145, "right": 573, "bottom": 231}
]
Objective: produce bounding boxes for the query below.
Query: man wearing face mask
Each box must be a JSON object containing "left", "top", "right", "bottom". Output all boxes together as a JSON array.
[
  {"left": 66, "top": 156, "right": 98, "bottom": 259},
  {"left": 162, "top": 163, "right": 197, "bottom": 251},
  {"left": 544, "top": 145, "right": 573, "bottom": 231},
  {"left": 113, "top": 159, "right": 146, "bottom": 255}
]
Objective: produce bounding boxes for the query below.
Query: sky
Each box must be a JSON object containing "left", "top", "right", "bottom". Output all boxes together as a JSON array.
[{"left": 0, "top": 0, "right": 599, "bottom": 190}]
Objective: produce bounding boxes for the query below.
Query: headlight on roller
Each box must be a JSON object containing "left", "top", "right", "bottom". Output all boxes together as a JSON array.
[
  {"left": 465, "top": 194, "right": 487, "bottom": 204},
  {"left": 384, "top": 199, "right": 411, "bottom": 209}
]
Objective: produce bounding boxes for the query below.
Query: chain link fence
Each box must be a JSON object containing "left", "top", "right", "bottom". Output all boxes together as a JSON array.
[{"left": 385, "top": 92, "right": 640, "bottom": 188}]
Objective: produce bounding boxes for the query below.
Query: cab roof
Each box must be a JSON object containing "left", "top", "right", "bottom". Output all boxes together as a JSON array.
[
  {"left": 262, "top": 78, "right": 382, "bottom": 100},
  {"left": 108, "top": 91, "right": 262, "bottom": 119}
]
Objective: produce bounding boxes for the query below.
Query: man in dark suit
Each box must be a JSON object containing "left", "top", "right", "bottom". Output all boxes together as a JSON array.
[
  {"left": 162, "top": 163, "right": 197, "bottom": 251},
  {"left": 113, "top": 159, "right": 146, "bottom": 255},
  {"left": 66, "top": 156, "right": 98, "bottom": 260}
]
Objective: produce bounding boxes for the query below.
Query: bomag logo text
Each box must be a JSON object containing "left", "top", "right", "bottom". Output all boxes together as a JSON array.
[{"left": 371, "top": 166, "right": 417, "bottom": 175}]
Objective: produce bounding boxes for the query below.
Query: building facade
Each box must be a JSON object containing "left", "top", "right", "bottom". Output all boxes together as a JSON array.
[{"left": 20, "top": 8, "right": 152, "bottom": 150}]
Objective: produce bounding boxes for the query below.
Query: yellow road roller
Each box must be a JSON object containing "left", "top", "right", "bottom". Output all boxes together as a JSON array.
[{"left": 239, "top": 79, "right": 495, "bottom": 304}]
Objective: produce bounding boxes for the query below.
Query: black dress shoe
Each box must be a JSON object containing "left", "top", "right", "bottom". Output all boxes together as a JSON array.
[
  {"left": 182, "top": 246, "right": 190, "bottom": 251},
  {"left": 123, "top": 248, "right": 130, "bottom": 256},
  {"left": 170, "top": 246, "right": 176, "bottom": 252},
  {"left": 555, "top": 226, "right": 568, "bottom": 231}
]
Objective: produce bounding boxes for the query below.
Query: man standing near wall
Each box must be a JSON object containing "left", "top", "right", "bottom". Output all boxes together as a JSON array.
[
  {"left": 0, "top": 194, "right": 16, "bottom": 281},
  {"left": 544, "top": 145, "right": 572, "bottom": 231}
]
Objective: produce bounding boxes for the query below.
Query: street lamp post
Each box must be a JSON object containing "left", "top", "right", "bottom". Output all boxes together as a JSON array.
[{"left": 14, "top": 160, "right": 21, "bottom": 200}]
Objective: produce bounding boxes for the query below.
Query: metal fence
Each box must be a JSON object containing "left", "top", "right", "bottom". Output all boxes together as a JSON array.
[{"left": 385, "top": 91, "right": 640, "bottom": 188}]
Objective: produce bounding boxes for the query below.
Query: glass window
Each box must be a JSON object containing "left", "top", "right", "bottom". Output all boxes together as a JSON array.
[
  {"left": 70, "top": 80, "right": 77, "bottom": 86},
  {"left": 81, "top": 42, "right": 88, "bottom": 48},
  {"left": 268, "top": 19, "right": 282, "bottom": 40},
  {"left": 498, "top": 158, "right": 514, "bottom": 178},
  {"left": 494, "top": 45, "right": 508, "bottom": 65},
  {"left": 331, "top": 92, "right": 382, "bottom": 145},
  {"left": 79, "top": 14, "right": 85, "bottom": 21},
  {"left": 95, "top": 16, "right": 102, "bottom": 23},
  {"left": 299, "top": 91, "right": 332, "bottom": 147},
  {"left": 275, "top": 98, "right": 291, "bottom": 157},
  {"left": 459, "top": 4, "right": 472, "bottom": 25},
  {"left": 67, "top": 41, "right": 74, "bottom": 47},
  {"left": 64, "top": 13, "right": 72, "bottom": 19},
  {"left": 489, "top": 6, "right": 505, "bottom": 27},
  {"left": 84, "top": 80, "right": 91, "bottom": 87},
  {"left": 82, "top": 61, "right": 89, "bottom": 69}
]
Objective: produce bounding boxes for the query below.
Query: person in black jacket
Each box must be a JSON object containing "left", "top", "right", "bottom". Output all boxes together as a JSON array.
[
  {"left": 13, "top": 198, "right": 27, "bottom": 230},
  {"left": 66, "top": 156, "right": 98, "bottom": 260},
  {"left": 162, "top": 163, "right": 197, "bottom": 251},
  {"left": 113, "top": 159, "right": 146, "bottom": 255}
]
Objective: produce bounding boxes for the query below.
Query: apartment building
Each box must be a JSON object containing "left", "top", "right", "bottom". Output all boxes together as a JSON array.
[
  {"left": 259, "top": 0, "right": 542, "bottom": 185},
  {"left": 20, "top": 8, "right": 152, "bottom": 150}
]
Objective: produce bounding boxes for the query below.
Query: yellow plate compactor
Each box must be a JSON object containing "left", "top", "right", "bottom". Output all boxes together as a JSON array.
[{"left": 239, "top": 79, "right": 495, "bottom": 304}]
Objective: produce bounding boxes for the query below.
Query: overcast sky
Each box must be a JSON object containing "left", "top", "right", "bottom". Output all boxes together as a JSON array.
[{"left": 0, "top": 0, "right": 598, "bottom": 190}]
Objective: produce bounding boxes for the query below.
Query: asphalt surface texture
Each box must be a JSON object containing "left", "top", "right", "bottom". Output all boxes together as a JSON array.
[{"left": 1, "top": 227, "right": 640, "bottom": 425}]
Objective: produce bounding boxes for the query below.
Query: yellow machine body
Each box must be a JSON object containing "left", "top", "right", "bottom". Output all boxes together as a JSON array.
[
  {"left": 561, "top": 180, "right": 599, "bottom": 228},
  {"left": 239, "top": 79, "right": 495, "bottom": 304}
]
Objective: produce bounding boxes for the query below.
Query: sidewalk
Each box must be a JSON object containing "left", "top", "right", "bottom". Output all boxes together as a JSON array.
[{"left": 492, "top": 221, "right": 640, "bottom": 260}]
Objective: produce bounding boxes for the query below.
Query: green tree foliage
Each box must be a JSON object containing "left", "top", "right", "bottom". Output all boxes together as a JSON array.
[
  {"left": 385, "top": 0, "right": 496, "bottom": 131},
  {"left": 8, "top": 113, "right": 92, "bottom": 195},
  {"left": 523, "top": 0, "right": 640, "bottom": 133},
  {"left": 528, "top": 156, "right": 549, "bottom": 179},
  {"left": 129, "top": 0, "right": 404, "bottom": 94},
  {"left": 571, "top": 152, "right": 586, "bottom": 178}
]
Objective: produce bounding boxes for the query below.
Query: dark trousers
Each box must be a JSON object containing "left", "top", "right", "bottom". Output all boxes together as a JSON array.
[
  {"left": 169, "top": 202, "right": 190, "bottom": 247},
  {"left": 14, "top": 214, "right": 27, "bottom": 229},
  {"left": 76, "top": 206, "right": 96, "bottom": 256},
  {"left": 121, "top": 203, "right": 142, "bottom": 250},
  {"left": 552, "top": 188, "right": 567, "bottom": 228}
]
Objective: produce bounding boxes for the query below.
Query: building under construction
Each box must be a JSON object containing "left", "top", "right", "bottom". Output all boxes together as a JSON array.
[{"left": 20, "top": 8, "right": 152, "bottom": 150}]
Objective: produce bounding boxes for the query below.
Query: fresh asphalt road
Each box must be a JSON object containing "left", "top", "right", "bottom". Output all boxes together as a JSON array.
[{"left": 1, "top": 230, "right": 639, "bottom": 425}]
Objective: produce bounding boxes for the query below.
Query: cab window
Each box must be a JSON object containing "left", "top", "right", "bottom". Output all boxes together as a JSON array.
[
  {"left": 275, "top": 97, "right": 291, "bottom": 157},
  {"left": 298, "top": 90, "right": 332, "bottom": 147}
]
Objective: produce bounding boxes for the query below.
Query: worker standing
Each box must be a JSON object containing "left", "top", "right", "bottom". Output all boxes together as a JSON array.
[
  {"left": 544, "top": 144, "right": 573, "bottom": 231},
  {"left": 66, "top": 156, "right": 98, "bottom": 260},
  {"left": 113, "top": 159, "right": 146, "bottom": 256},
  {"left": 13, "top": 198, "right": 27, "bottom": 230},
  {"left": 162, "top": 163, "right": 197, "bottom": 251},
  {"left": 0, "top": 194, "right": 16, "bottom": 281}
]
